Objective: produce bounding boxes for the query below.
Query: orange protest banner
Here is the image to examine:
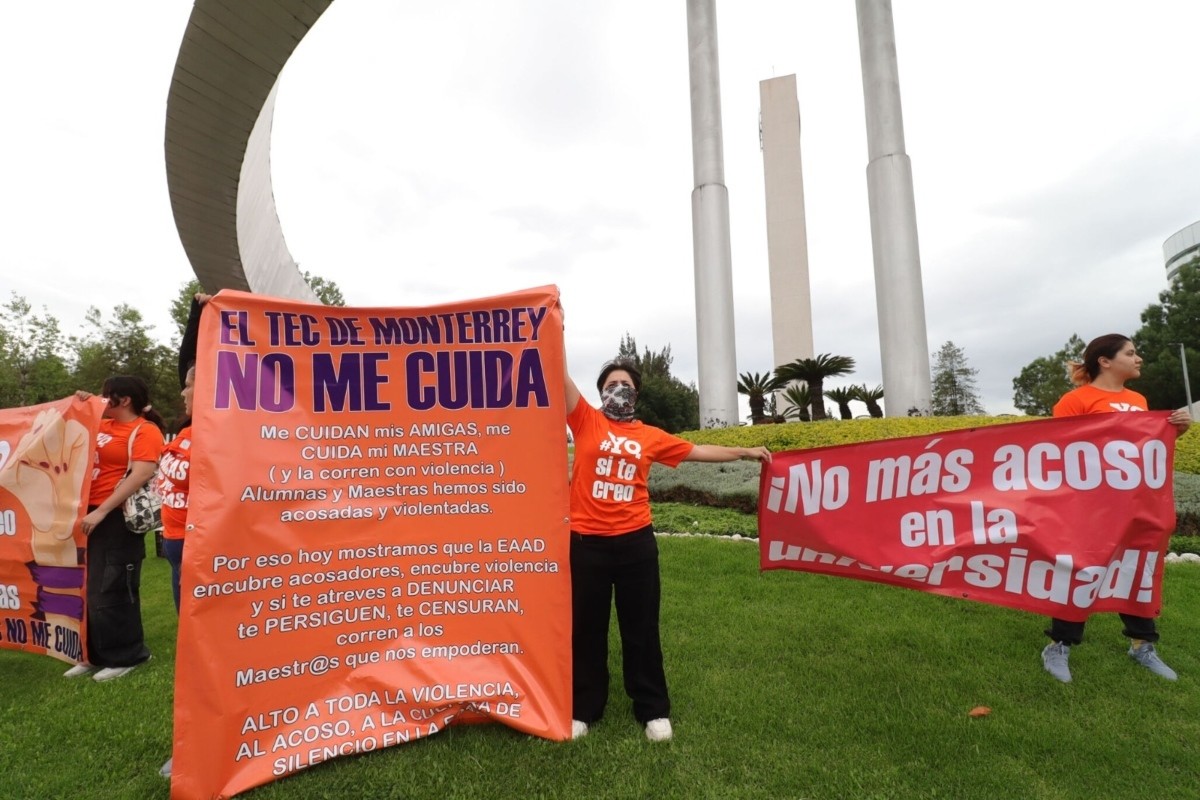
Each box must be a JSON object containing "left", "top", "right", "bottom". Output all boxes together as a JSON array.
[
  {"left": 171, "top": 286, "right": 570, "bottom": 799},
  {"left": 0, "top": 396, "right": 102, "bottom": 664}
]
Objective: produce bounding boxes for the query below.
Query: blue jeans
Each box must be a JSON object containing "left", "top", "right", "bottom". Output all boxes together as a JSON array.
[{"left": 162, "top": 537, "right": 185, "bottom": 614}]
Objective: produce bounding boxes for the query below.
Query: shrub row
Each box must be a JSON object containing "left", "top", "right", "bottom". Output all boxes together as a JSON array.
[
  {"left": 1171, "top": 535, "right": 1200, "bottom": 554},
  {"left": 648, "top": 460, "right": 760, "bottom": 514}
]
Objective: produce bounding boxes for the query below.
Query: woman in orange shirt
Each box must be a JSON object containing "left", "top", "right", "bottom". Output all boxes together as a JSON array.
[
  {"left": 158, "top": 367, "right": 194, "bottom": 613},
  {"left": 158, "top": 292, "right": 208, "bottom": 616},
  {"left": 1041, "top": 334, "right": 1191, "bottom": 683},
  {"left": 565, "top": 358, "right": 770, "bottom": 742},
  {"left": 66, "top": 375, "right": 165, "bottom": 682},
  {"left": 159, "top": 293, "right": 209, "bottom": 779}
]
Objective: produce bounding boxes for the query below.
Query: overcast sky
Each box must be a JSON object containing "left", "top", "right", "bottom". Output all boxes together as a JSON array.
[{"left": 3, "top": 1, "right": 1199, "bottom": 416}]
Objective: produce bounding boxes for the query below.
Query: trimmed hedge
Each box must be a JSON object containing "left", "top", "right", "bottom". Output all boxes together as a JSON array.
[{"left": 648, "top": 460, "right": 759, "bottom": 514}]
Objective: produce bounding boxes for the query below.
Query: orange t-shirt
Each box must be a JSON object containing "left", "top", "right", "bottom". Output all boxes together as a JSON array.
[
  {"left": 567, "top": 400, "right": 694, "bottom": 535},
  {"left": 157, "top": 426, "right": 192, "bottom": 540},
  {"left": 89, "top": 417, "right": 165, "bottom": 506},
  {"left": 1053, "top": 385, "right": 1148, "bottom": 418}
]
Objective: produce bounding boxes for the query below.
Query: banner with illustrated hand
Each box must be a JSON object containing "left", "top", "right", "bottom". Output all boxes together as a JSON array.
[
  {"left": 171, "top": 286, "right": 570, "bottom": 800},
  {"left": 759, "top": 414, "right": 1177, "bottom": 620},
  {"left": 0, "top": 396, "right": 103, "bottom": 664}
]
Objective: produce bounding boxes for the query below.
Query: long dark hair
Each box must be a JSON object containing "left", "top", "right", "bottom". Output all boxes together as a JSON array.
[
  {"left": 102, "top": 375, "right": 166, "bottom": 431},
  {"left": 1067, "top": 334, "right": 1131, "bottom": 386},
  {"left": 176, "top": 362, "right": 195, "bottom": 433}
]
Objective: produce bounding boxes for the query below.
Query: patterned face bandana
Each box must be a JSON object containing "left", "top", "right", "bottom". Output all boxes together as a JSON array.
[{"left": 600, "top": 385, "right": 637, "bottom": 421}]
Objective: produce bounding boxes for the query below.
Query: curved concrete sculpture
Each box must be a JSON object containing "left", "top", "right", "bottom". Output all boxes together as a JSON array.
[
  {"left": 164, "top": 0, "right": 744, "bottom": 426},
  {"left": 165, "top": 0, "right": 332, "bottom": 302}
]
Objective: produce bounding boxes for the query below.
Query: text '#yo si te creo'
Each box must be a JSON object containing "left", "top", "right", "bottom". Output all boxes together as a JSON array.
[{"left": 210, "top": 306, "right": 552, "bottom": 412}]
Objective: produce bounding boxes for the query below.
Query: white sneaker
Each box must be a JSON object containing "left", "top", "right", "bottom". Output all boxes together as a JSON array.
[
  {"left": 645, "top": 718, "right": 673, "bottom": 742},
  {"left": 93, "top": 654, "right": 150, "bottom": 682},
  {"left": 63, "top": 663, "right": 96, "bottom": 678},
  {"left": 571, "top": 720, "right": 588, "bottom": 740},
  {"left": 159, "top": 757, "right": 173, "bottom": 778},
  {"left": 95, "top": 663, "right": 144, "bottom": 682}
]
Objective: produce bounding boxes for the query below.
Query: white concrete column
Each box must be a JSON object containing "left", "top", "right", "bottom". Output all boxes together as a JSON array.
[
  {"left": 856, "top": 0, "right": 931, "bottom": 416},
  {"left": 759, "top": 75, "right": 815, "bottom": 372},
  {"left": 687, "top": 0, "right": 739, "bottom": 428}
]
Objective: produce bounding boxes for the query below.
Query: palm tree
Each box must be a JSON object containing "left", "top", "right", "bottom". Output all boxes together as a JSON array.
[
  {"left": 774, "top": 354, "right": 856, "bottom": 421},
  {"left": 737, "top": 371, "right": 782, "bottom": 425},
  {"left": 778, "top": 383, "right": 812, "bottom": 422},
  {"left": 851, "top": 384, "right": 885, "bottom": 418},
  {"left": 824, "top": 386, "right": 857, "bottom": 420}
]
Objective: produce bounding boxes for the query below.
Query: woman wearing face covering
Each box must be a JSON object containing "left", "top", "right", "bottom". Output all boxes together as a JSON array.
[{"left": 564, "top": 358, "right": 770, "bottom": 743}]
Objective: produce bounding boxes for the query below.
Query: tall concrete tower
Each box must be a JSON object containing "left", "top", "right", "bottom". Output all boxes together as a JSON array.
[
  {"left": 686, "top": 0, "right": 739, "bottom": 428},
  {"left": 759, "top": 75, "right": 815, "bottom": 374},
  {"left": 856, "top": 0, "right": 932, "bottom": 416}
]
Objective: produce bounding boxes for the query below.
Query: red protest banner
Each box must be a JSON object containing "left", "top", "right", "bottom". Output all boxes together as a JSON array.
[
  {"left": 0, "top": 396, "right": 103, "bottom": 663},
  {"left": 759, "top": 413, "right": 1177, "bottom": 620},
  {"left": 170, "top": 286, "right": 570, "bottom": 800}
]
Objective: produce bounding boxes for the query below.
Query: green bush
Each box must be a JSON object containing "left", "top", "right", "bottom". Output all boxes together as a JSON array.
[
  {"left": 1170, "top": 535, "right": 1200, "bottom": 554},
  {"left": 678, "top": 415, "right": 1200, "bottom": 474},
  {"left": 651, "top": 501, "right": 759, "bottom": 537},
  {"left": 648, "top": 460, "right": 759, "bottom": 514},
  {"left": 1176, "top": 472, "right": 1200, "bottom": 512},
  {"left": 1177, "top": 438, "right": 1200, "bottom": 474}
]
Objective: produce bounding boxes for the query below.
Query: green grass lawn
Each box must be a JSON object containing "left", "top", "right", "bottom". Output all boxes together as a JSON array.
[{"left": 2, "top": 541, "right": 1198, "bottom": 800}]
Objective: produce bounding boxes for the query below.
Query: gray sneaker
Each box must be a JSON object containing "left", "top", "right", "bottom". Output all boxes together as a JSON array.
[
  {"left": 1042, "top": 642, "right": 1071, "bottom": 682},
  {"left": 1128, "top": 642, "right": 1177, "bottom": 680}
]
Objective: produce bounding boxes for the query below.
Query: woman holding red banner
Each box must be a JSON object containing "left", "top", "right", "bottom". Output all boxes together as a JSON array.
[
  {"left": 1041, "top": 333, "right": 1191, "bottom": 683},
  {"left": 66, "top": 376, "right": 165, "bottom": 682},
  {"left": 565, "top": 357, "right": 770, "bottom": 742},
  {"left": 158, "top": 291, "right": 210, "bottom": 780}
]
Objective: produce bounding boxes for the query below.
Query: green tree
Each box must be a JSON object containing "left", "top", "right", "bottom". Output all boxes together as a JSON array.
[
  {"left": 615, "top": 333, "right": 699, "bottom": 433},
  {"left": 1011, "top": 334, "right": 1084, "bottom": 416},
  {"left": 851, "top": 384, "right": 885, "bottom": 418},
  {"left": 303, "top": 270, "right": 347, "bottom": 307},
  {"left": 1131, "top": 260, "right": 1200, "bottom": 410},
  {"left": 931, "top": 341, "right": 985, "bottom": 416},
  {"left": 70, "top": 304, "right": 183, "bottom": 427},
  {"left": 0, "top": 293, "right": 73, "bottom": 408},
  {"left": 778, "top": 383, "right": 812, "bottom": 422},
  {"left": 170, "top": 271, "right": 345, "bottom": 339},
  {"left": 824, "top": 386, "right": 858, "bottom": 420},
  {"left": 170, "top": 278, "right": 205, "bottom": 339},
  {"left": 774, "top": 354, "right": 856, "bottom": 421},
  {"left": 737, "top": 371, "right": 782, "bottom": 425}
]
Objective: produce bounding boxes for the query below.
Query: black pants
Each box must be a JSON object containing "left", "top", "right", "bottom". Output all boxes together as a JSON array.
[
  {"left": 1047, "top": 614, "right": 1159, "bottom": 646},
  {"left": 85, "top": 507, "right": 151, "bottom": 667},
  {"left": 571, "top": 526, "right": 669, "bottom": 725}
]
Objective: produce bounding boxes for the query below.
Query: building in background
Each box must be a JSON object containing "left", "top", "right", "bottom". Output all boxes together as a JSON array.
[{"left": 1164, "top": 220, "right": 1200, "bottom": 281}]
